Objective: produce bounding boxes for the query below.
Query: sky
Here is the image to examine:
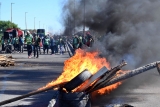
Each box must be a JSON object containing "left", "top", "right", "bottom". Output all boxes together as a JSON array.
[{"left": 0, "top": 0, "right": 66, "bottom": 34}]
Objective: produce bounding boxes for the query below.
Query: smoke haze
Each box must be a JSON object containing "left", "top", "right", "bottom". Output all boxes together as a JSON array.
[
  {"left": 63, "top": 0, "right": 160, "bottom": 105},
  {"left": 63, "top": 0, "right": 160, "bottom": 68}
]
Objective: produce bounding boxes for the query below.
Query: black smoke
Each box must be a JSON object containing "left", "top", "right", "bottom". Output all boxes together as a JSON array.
[
  {"left": 63, "top": 0, "right": 160, "bottom": 106},
  {"left": 63, "top": 0, "right": 160, "bottom": 68}
]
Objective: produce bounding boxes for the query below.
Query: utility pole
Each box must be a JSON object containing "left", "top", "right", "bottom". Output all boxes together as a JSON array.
[
  {"left": 83, "top": 0, "right": 86, "bottom": 36},
  {"left": 74, "top": 0, "right": 76, "bottom": 35},
  {"left": 34, "top": 17, "right": 36, "bottom": 30},
  {"left": 25, "top": 12, "right": 28, "bottom": 30},
  {"left": 11, "top": 3, "right": 14, "bottom": 23},
  {"left": 39, "top": 21, "right": 40, "bottom": 29}
]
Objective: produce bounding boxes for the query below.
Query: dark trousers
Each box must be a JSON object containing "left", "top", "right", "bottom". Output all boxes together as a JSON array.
[
  {"left": 13, "top": 44, "right": 16, "bottom": 51},
  {"left": 19, "top": 44, "right": 23, "bottom": 53},
  {"left": 5, "top": 45, "right": 12, "bottom": 53},
  {"left": 55, "top": 45, "right": 58, "bottom": 53},
  {"left": 34, "top": 45, "right": 39, "bottom": 58},
  {"left": 51, "top": 45, "right": 56, "bottom": 54},
  {"left": 15, "top": 44, "right": 20, "bottom": 51},
  {"left": 27, "top": 45, "right": 32, "bottom": 56},
  {"left": 43, "top": 45, "right": 49, "bottom": 54},
  {"left": 38, "top": 46, "right": 41, "bottom": 54},
  {"left": 1, "top": 44, "right": 5, "bottom": 51}
]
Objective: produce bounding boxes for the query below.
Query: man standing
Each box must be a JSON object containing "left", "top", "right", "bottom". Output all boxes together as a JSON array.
[
  {"left": 15, "top": 35, "right": 20, "bottom": 53},
  {"left": 33, "top": 34, "right": 41, "bottom": 58},
  {"left": 25, "top": 31, "right": 33, "bottom": 58},
  {"left": 43, "top": 35, "right": 50, "bottom": 54},
  {"left": 85, "top": 32, "right": 94, "bottom": 47},
  {"left": 37, "top": 35, "right": 42, "bottom": 54},
  {"left": 19, "top": 36, "right": 24, "bottom": 53},
  {"left": 50, "top": 36, "right": 56, "bottom": 55},
  {"left": 72, "top": 35, "right": 80, "bottom": 52},
  {"left": 1, "top": 36, "right": 4, "bottom": 51}
]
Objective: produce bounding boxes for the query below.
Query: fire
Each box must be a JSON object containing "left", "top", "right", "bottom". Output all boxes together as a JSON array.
[
  {"left": 39, "top": 49, "right": 122, "bottom": 95},
  {"left": 96, "top": 82, "right": 122, "bottom": 95}
]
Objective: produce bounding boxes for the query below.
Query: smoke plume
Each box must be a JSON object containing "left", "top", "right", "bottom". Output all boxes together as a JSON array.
[
  {"left": 63, "top": 0, "right": 160, "bottom": 68},
  {"left": 63, "top": 0, "right": 160, "bottom": 105}
]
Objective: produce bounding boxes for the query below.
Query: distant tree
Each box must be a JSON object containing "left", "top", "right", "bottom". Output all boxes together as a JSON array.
[
  {"left": 0, "top": 21, "right": 20, "bottom": 45},
  {"left": 0, "top": 20, "right": 20, "bottom": 32}
]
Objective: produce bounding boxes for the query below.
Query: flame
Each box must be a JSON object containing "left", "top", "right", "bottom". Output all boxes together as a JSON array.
[
  {"left": 39, "top": 49, "right": 122, "bottom": 95},
  {"left": 95, "top": 82, "right": 122, "bottom": 95}
]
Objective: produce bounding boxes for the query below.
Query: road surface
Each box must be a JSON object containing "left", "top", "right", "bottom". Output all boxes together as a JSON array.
[{"left": 0, "top": 51, "right": 160, "bottom": 107}]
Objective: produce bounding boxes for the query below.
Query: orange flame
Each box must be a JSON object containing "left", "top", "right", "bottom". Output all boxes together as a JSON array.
[{"left": 39, "top": 49, "right": 122, "bottom": 95}]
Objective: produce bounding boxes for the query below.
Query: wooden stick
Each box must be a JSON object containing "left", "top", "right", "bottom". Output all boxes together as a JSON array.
[{"left": 0, "top": 83, "right": 66, "bottom": 106}]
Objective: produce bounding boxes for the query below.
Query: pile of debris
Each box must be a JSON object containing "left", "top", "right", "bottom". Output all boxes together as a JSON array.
[
  {"left": 0, "top": 55, "right": 15, "bottom": 67},
  {"left": 0, "top": 61, "right": 160, "bottom": 107}
]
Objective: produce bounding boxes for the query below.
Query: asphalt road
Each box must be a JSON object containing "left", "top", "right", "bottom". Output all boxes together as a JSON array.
[
  {"left": 0, "top": 52, "right": 69, "bottom": 107},
  {"left": 0, "top": 51, "right": 160, "bottom": 107}
]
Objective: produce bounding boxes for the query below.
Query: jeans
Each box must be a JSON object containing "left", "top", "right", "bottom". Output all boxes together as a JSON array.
[
  {"left": 38, "top": 46, "right": 41, "bottom": 54},
  {"left": 55, "top": 45, "right": 58, "bottom": 54},
  {"left": 34, "top": 45, "right": 39, "bottom": 58},
  {"left": 19, "top": 44, "right": 24, "bottom": 53},
  {"left": 27, "top": 45, "right": 32, "bottom": 56}
]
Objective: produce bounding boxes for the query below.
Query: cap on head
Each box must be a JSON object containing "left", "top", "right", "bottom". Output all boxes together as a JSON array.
[{"left": 27, "top": 31, "right": 30, "bottom": 34}]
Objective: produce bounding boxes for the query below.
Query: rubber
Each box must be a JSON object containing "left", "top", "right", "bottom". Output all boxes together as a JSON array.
[{"left": 63, "top": 69, "right": 92, "bottom": 92}]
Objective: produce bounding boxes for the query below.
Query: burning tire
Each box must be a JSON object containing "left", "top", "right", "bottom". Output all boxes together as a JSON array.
[{"left": 63, "top": 69, "right": 92, "bottom": 92}]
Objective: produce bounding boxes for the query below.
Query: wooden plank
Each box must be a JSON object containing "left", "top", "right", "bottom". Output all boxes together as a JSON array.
[{"left": 76, "top": 66, "right": 108, "bottom": 92}]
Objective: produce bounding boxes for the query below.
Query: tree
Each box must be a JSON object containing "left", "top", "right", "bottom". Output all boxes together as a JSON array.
[
  {"left": 0, "top": 20, "right": 20, "bottom": 32},
  {"left": 0, "top": 21, "right": 20, "bottom": 45}
]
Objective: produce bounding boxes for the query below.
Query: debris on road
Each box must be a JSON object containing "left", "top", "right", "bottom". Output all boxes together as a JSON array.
[
  {"left": 0, "top": 49, "right": 160, "bottom": 107},
  {"left": 0, "top": 55, "right": 15, "bottom": 67}
]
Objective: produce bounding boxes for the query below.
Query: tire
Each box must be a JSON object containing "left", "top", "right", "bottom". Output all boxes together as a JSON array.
[{"left": 63, "top": 69, "right": 92, "bottom": 92}]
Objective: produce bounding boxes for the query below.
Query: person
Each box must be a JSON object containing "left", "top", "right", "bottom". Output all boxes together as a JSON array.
[
  {"left": 19, "top": 36, "right": 24, "bottom": 53},
  {"left": 72, "top": 35, "right": 80, "bottom": 52},
  {"left": 33, "top": 34, "right": 40, "bottom": 58},
  {"left": 58, "top": 38, "right": 65, "bottom": 55},
  {"left": 79, "top": 36, "right": 83, "bottom": 49},
  {"left": 85, "top": 32, "right": 94, "bottom": 47},
  {"left": 1, "top": 36, "right": 5, "bottom": 51},
  {"left": 50, "top": 36, "right": 56, "bottom": 55},
  {"left": 43, "top": 35, "right": 50, "bottom": 54},
  {"left": 37, "top": 35, "right": 42, "bottom": 54},
  {"left": 4, "top": 37, "right": 12, "bottom": 53},
  {"left": 12, "top": 37, "right": 16, "bottom": 52},
  {"left": 14, "top": 35, "right": 20, "bottom": 53},
  {"left": 55, "top": 38, "right": 59, "bottom": 54},
  {"left": 25, "top": 31, "right": 33, "bottom": 58}
]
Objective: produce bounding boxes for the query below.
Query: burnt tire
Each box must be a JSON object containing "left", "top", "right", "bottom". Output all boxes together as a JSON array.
[{"left": 63, "top": 69, "right": 92, "bottom": 92}]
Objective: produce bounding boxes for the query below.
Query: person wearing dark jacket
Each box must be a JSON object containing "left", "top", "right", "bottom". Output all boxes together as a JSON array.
[
  {"left": 1, "top": 36, "right": 5, "bottom": 51},
  {"left": 19, "top": 36, "right": 24, "bottom": 53},
  {"left": 50, "top": 36, "right": 56, "bottom": 55},
  {"left": 33, "top": 34, "right": 40, "bottom": 58}
]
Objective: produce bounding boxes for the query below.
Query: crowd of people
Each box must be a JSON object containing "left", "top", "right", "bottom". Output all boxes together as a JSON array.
[
  {"left": 25, "top": 31, "right": 66, "bottom": 58},
  {"left": 72, "top": 32, "right": 94, "bottom": 53},
  {"left": 1, "top": 31, "right": 66, "bottom": 59},
  {"left": 1, "top": 31, "right": 94, "bottom": 59}
]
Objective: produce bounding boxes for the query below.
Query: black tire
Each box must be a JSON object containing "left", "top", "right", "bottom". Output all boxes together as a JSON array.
[{"left": 63, "top": 69, "right": 92, "bottom": 92}]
